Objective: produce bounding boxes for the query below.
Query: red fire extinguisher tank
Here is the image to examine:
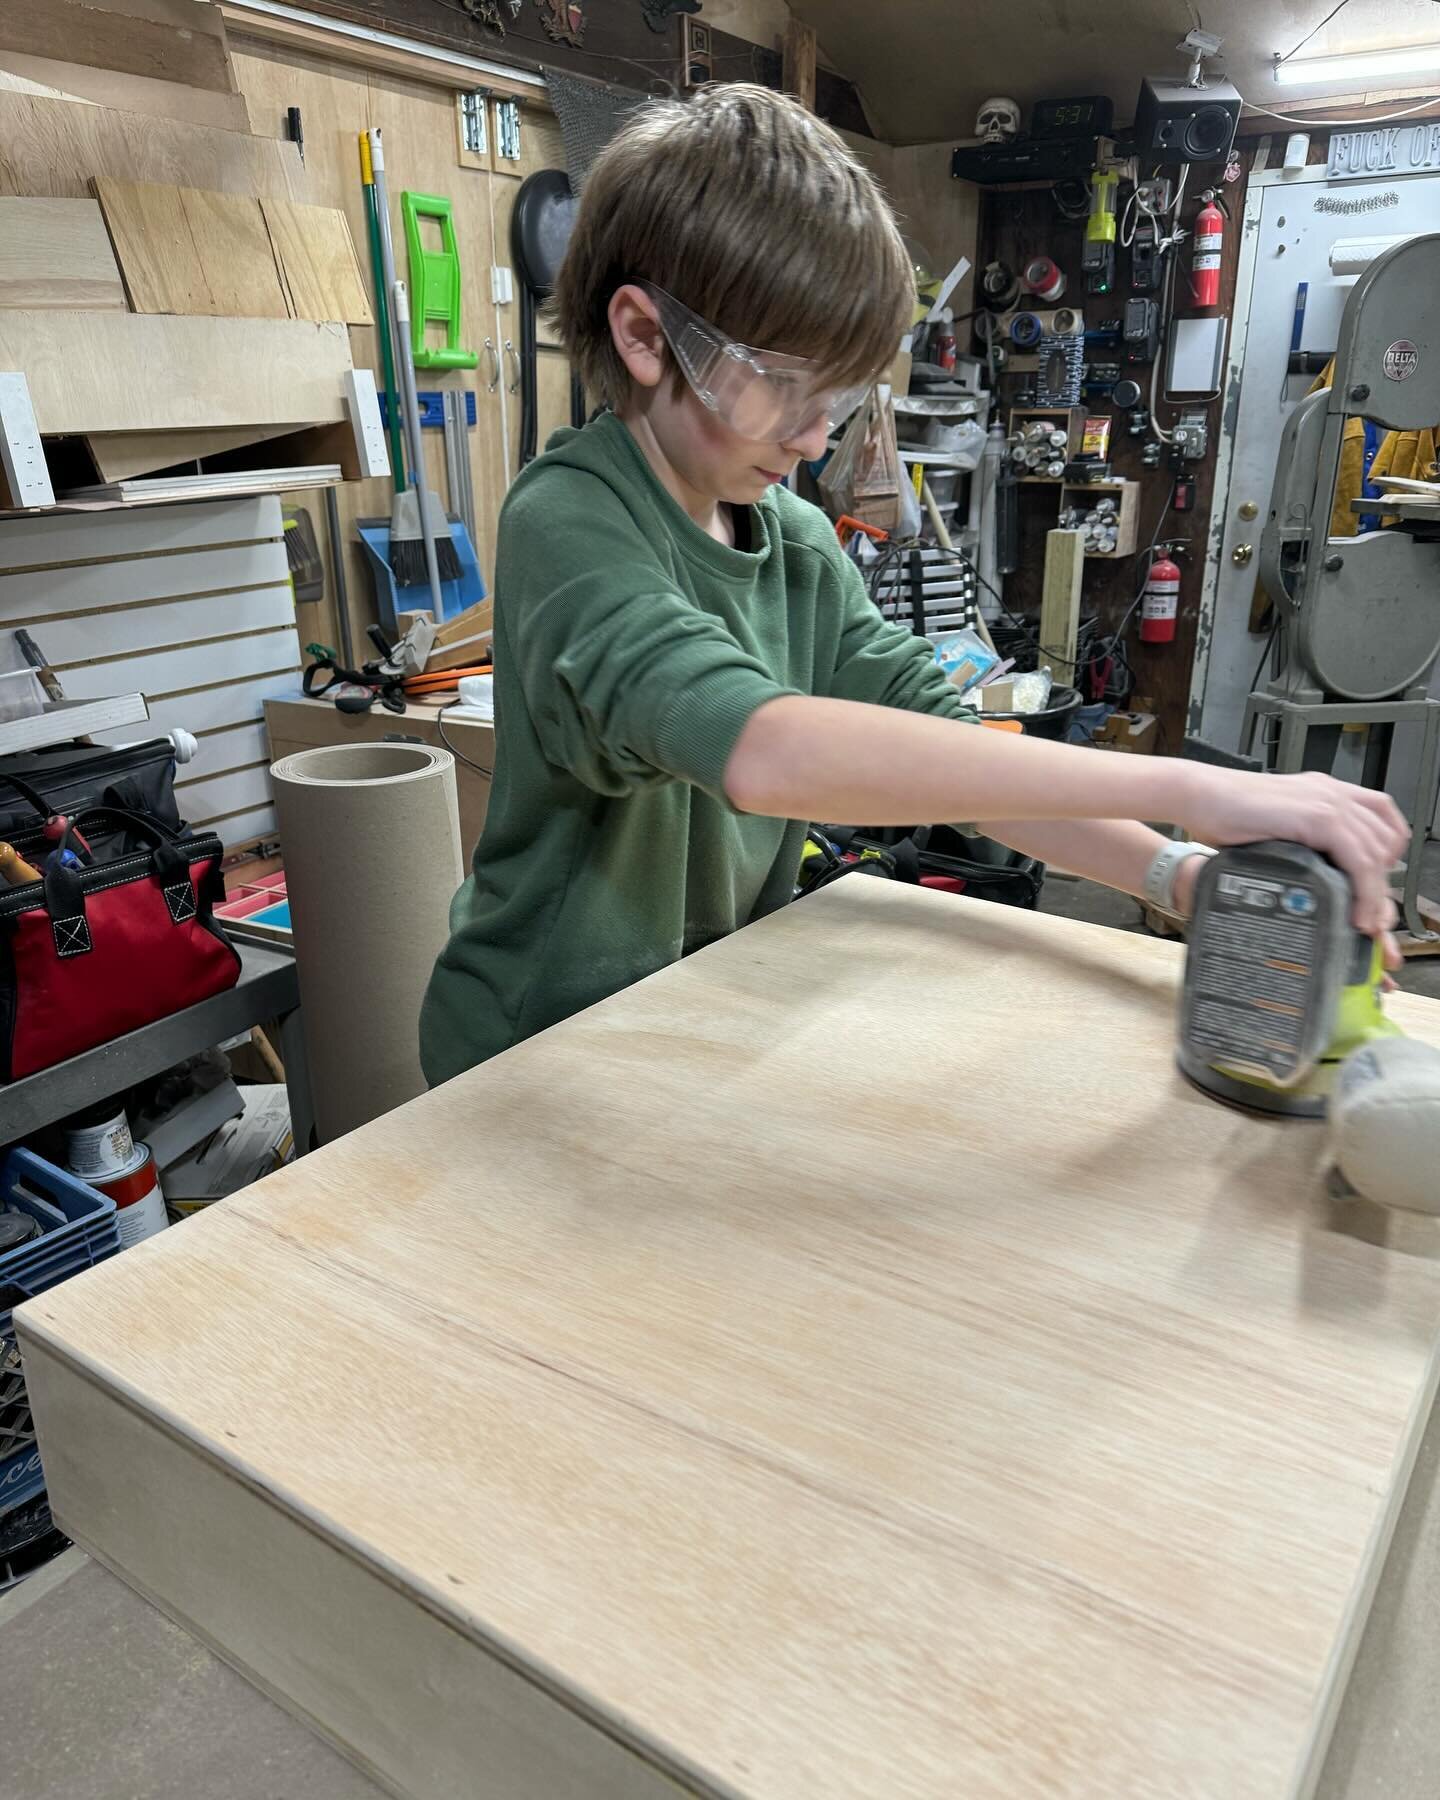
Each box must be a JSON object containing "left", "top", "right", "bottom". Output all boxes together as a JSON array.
[{"left": 1140, "top": 549, "right": 1182, "bottom": 645}]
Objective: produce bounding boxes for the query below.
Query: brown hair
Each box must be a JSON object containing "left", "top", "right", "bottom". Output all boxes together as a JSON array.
[{"left": 552, "top": 84, "right": 913, "bottom": 409}]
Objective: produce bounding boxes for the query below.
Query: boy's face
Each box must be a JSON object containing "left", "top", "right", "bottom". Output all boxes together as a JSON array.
[
  {"left": 608, "top": 285, "right": 837, "bottom": 505},
  {"left": 644, "top": 372, "right": 833, "bottom": 505}
]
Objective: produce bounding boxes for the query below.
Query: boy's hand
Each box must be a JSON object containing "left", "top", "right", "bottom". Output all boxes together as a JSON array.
[{"left": 1181, "top": 768, "right": 1409, "bottom": 937}]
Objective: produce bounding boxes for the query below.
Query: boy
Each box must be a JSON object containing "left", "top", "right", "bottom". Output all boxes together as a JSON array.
[{"left": 420, "top": 85, "right": 1404, "bottom": 1086}]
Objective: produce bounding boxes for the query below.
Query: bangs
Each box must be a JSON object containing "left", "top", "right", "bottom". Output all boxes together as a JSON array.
[
  {"left": 669, "top": 201, "right": 912, "bottom": 390},
  {"left": 554, "top": 85, "right": 914, "bottom": 407}
]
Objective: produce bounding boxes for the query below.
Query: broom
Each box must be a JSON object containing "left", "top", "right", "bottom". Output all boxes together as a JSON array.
[
  {"left": 358, "top": 130, "right": 406, "bottom": 495},
  {"left": 366, "top": 127, "right": 461, "bottom": 592}
]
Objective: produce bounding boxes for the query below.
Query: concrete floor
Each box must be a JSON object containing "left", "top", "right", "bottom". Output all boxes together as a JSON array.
[{"left": 1038, "top": 839, "right": 1440, "bottom": 1001}]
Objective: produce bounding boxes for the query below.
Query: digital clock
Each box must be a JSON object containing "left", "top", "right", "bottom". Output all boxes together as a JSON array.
[{"left": 1030, "top": 95, "right": 1114, "bottom": 140}]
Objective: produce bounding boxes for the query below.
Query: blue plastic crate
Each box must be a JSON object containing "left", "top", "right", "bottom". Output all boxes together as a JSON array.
[{"left": 0, "top": 1151, "right": 120, "bottom": 1519}]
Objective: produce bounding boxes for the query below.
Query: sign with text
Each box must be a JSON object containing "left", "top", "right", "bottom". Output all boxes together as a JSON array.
[{"left": 1329, "top": 122, "right": 1440, "bottom": 179}]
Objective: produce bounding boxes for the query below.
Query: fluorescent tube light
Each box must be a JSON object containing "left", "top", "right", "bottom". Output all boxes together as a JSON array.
[{"left": 1275, "top": 43, "right": 1440, "bottom": 87}]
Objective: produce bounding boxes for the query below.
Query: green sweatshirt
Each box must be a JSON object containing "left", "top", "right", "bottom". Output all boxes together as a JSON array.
[{"left": 420, "top": 412, "right": 976, "bottom": 1085}]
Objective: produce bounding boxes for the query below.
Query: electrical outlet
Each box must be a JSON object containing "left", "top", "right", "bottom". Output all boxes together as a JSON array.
[
  {"left": 0, "top": 372, "right": 53, "bottom": 508},
  {"left": 343, "top": 369, "right": 390, "bottom": 481}
]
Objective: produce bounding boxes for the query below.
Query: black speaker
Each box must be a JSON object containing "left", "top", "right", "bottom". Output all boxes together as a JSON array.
[{"left": 1130, "top": 77, "right": 1240, "bottom": 164}]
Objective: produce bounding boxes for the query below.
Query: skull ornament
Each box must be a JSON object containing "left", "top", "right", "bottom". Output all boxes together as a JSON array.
[{"left": 976, "top": 96, "right": 1022, "bottom": 143}]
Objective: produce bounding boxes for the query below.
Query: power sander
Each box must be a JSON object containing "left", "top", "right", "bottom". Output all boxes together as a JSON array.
[
  {"left": 1177, "top": 841, "right": 1400, "bottom": 1119},
  {"left": 1176, "top": 840, "right": 1440, "bottom": 1217}
]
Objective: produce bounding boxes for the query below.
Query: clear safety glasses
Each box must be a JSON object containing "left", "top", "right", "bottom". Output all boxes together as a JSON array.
[{"left": 641, "top": 282, "right": 871, "bottom": 445}]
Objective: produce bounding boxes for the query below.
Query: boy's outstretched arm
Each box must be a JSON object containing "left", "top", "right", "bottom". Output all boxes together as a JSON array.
[{"left": 723, "top": 696, "right": 1408, "bottom": 936}]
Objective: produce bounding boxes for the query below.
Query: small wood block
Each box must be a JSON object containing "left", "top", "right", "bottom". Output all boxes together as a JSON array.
[{"left": 1040, "top": 526, "right": 1085, "bottom": 676}]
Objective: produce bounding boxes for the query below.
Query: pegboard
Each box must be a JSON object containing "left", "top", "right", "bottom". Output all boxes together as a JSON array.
[{"left": 973, "top": 150, "right": 1247, "bottom": 749}]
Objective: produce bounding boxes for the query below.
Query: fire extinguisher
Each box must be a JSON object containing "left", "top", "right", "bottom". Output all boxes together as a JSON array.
[
  {"left": 1191, "top": 191, "right": 1225, "bottom": 309},
  {"left": 1140, "top": 546, "right": 1182, "bottom": 644}
]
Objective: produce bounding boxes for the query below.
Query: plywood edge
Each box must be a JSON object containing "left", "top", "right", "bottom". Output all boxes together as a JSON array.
[
  {"left": 1291, "top": 1327, "right": 1440, "bottom": 1799},
  {"left": 16, "top": 1327, "right": 717, "bottom": 1800}
]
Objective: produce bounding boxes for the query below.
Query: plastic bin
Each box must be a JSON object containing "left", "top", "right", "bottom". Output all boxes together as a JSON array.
[
  {"left": 982, "top": 683, "right": 1084, "bottom": 742},
  {"left": 0, "top": 1151, "right": 119, "bottom": 1520}
]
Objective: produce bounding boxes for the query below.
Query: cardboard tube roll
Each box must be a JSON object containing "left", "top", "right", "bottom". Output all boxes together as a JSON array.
[{"left": 270, "top": 742, "right": 463, "bottom": 1143}]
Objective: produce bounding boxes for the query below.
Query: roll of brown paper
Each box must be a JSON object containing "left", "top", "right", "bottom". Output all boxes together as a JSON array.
[{"left": 270, "top": 742, "right": 463, "bottom": 1144}]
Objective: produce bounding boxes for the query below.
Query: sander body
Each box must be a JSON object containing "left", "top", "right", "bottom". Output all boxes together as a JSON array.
[{"left": 1177, "top": 841, "right": 1399, "bottom": 1118}]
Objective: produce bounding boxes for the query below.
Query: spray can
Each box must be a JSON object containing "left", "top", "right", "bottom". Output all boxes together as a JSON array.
[{"left": 1140, "top": 548, "right": 1182, "bottom": 644}]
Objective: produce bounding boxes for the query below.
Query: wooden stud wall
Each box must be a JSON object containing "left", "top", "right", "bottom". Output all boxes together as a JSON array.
[{"left": 228, "top": 34, "right": 574, "bottom": 656}]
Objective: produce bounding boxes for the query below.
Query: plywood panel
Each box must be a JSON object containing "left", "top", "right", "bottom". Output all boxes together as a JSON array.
[
  {"left": 0, "top": 0, "right": 238, "bottom": 96},
  {"left": 86, "top": 425, "right": 294, "bottom": 482},
  {"left": 94, "top": 179, "right": 289, "bottom": 318},
  {"left": 20, "top": 882, "right": 1440, "bottom": 1800},
  {"left": 0, "top": 51, "right": 251, "bottom": 130},
  {"left": 261, "top": 197, "right": 372, "bottom": 324},
  {"left": 887, "top": 141, "right": 978, "bottom": 313},
  {"left": 0, "top": 92, "right": 304, "bottom": 203},
  {"left": 0, "top": 313, "right": 351, "bottom": 433},
  {"left": 0, "top": 197, "right": 126, "bottom": 309},
  {"left": 180, "top": 184, "right": 289, "bottom": 317}
]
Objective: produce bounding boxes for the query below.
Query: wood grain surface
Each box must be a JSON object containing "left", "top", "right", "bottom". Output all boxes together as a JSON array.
[
  {"left": 20, "top": 884, "right": 1440, "bottom": 1800},
  {"left": 0, "top": 312, "right": 351, "bottom": 433},
  {"left": 0, "top": 92, "right": 304, "bottom": 203},
  {"left": 260, "top": 198, "right": 372, "bottom": 325},
  {"left": 0, "top": 0, "right": 238, "bottom": 95},
  {"left": 94, "top": 178, "right": 288, "bottom": 318},
  {"left": 0, "top": 50, "right": 252, "bottom": 131},
  {"left": 0, "top": 197, "right": 126, "bottom": 309}
]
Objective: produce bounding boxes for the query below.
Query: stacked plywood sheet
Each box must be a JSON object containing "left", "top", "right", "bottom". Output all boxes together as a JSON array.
[
  {"left": 18, "top": 883, "right": 1440, "bottom": 1800},
  {"left": 0, "top": 3, "right": 373, "bottom": 501},
  {"left": 0, "top": 0, "right": 252, "bottom": 132}
]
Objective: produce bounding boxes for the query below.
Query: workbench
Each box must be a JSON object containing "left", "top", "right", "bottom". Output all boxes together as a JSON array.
[
  {"left": 15, "top": 882, "right": 1440, "bottom": 1799},
  {"left": 0, "top": 942, "right": 312, "bottom": 1153}
]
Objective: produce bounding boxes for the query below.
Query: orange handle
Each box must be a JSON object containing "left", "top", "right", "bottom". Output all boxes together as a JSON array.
[{"left": 979, "top": 718, "right": 1024, "bottom": 734}]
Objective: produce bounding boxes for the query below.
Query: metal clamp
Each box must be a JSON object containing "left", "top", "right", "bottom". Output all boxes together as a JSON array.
[
  {"left": 504, "top": 339, "right": 521, "bottom": 395},
  {"left": 483, "top": 337, "right": 501, "bottom": 394}
]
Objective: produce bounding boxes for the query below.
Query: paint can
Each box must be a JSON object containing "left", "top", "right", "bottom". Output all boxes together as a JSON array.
[
  {"left": 64, "top": 1103, "right": 135, "bottom": 1180},
  {"left": 95, "top": 1146, "right": 168, "bottom": 1249}
]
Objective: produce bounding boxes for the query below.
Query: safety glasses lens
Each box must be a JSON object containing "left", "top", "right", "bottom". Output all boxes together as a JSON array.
[{"left": 646, "top": 284, "right": 873, "bottom": 444}]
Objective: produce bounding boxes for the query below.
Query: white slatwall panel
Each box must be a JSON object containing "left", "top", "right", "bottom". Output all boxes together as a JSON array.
[{"left": 0, "top": 498, "right": 303, "bottom": 845}]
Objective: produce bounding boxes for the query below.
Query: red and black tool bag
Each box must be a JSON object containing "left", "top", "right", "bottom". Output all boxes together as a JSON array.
[{"left": 0, "top": 806, "right": 240, "bottom": 1082}]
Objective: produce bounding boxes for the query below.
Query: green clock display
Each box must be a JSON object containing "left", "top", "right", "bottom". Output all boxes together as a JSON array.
[{"left": 1030, "top": 95, "right": 1114, "bottom": 140}]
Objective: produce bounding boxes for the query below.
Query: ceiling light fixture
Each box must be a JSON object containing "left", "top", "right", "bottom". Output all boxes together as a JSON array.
[{"left": 1275, "top": 42, "right": 1440, "bottom": 86}]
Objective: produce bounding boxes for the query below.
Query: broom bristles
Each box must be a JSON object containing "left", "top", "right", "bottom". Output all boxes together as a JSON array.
[{"left": 391, "top": 487, "right": 464, "bottom": 587}]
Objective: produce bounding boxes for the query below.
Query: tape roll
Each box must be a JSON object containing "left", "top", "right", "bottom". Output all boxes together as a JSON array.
[
  {"left": 1329, "top": 1038, "right": 1440, "bottom": 1213},
  {"left": 270, "top": 742, "right": 464, "bottom": 1144},
  {"left": 1009, "top": 312, "right": 1044, "bottom": 349}
]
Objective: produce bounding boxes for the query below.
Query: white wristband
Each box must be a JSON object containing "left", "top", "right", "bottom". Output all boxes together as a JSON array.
[{"left": 1143, "top": 840, "right": 1215, "bottom": 914}]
